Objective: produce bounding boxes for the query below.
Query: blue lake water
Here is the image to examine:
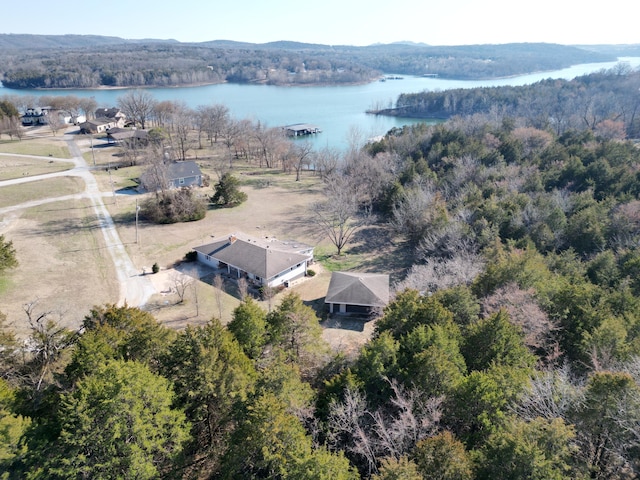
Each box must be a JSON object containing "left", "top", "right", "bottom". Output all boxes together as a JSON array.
[{"left": 2, "top": 57, "right": 639, "bottom": 150}]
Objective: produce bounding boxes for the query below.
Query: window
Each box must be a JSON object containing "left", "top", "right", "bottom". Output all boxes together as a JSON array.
[{"left": 179, "top": 178, "right": 185, "bottom": 185}]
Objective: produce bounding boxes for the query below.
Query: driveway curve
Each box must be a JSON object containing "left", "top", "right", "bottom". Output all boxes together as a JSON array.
[{"left": 0, "top": 133, "right": 155, "bottom": 307}]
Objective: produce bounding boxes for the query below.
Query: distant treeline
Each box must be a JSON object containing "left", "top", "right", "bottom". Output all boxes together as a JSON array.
[
  {"left": 377, "top": 65, "right": 640, "bottom": 137},
  {"left": 0, "top": 43, "right": 377, "bottom": 89},
  {"left": 0, "top": 35, "right": 615, "bottom": 89}
]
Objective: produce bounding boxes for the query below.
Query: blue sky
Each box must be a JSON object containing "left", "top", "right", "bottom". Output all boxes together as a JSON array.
[{"left": 3, "top": 0, "right": 638, "bottom": 46}]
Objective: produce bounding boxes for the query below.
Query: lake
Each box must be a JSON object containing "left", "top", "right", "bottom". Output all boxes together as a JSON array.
[{"left": 2, "top": 57, "right": 639, "bottom": 150}]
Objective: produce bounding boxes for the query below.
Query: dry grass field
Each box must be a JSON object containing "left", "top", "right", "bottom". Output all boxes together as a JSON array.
[
  {"left": 0, "top": 127, "right": 402, "bottom": 353},
  {"left": 0, "top": 156, "right": 75, "bottom": 181}
]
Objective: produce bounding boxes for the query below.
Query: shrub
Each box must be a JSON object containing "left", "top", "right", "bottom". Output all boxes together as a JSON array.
[
  {"left": 306, "top": 269, "right": 316, "bottom": 277},
  {"left": 140, "top": 188, "right": 207, "bottom": 224},
  {"left": 184, "top": 251, "right": 198, "bottom": 262},
  {"left": 152, "top": 263, "right": 160, "bottom": 274}
]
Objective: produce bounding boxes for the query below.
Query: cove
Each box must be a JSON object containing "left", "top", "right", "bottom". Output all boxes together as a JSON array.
[{"left": 2, "top": 57, "right": 639, "bottom": 150}]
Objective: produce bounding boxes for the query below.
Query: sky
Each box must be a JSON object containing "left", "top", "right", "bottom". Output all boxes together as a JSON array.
[{"left": 2, "top": 0, "right": 638, "bottom": 46}]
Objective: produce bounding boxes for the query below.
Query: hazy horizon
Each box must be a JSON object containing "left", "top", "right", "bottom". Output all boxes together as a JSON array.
[{"left": 3, "top": 0, "right": 639, "bottom": 47}]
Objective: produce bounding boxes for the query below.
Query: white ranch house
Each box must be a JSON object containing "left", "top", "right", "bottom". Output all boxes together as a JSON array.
[{"left": 193, "top": 233, "right": 314, "bottom": 288}]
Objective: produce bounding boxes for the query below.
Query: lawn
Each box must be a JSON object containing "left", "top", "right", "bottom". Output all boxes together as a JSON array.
[
  {"left": 0, "top": 137, "right": 71, "bottom": 158},
  {"left": 0, "top": 177, "right": 85, "bottom": 209},
  {"left": 0, "top": 156, "right": 75, "bottom": 181},
  {"left": 1, "top": 197, "right": 119, "bottom": 337}
]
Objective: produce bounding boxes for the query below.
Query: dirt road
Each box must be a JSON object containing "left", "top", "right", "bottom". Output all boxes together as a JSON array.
[{"left": 0, "top": 132, "right": 156, "bottom": 307}]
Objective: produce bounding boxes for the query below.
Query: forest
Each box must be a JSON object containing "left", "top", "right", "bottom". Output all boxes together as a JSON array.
[
  {"left": 378, "top": 65, "right": 640, "bottom": 137},
  {"left": 0, "top": 34, "right": 615, "bottom": 88},
  {"left": 3, "top": 66, "right": 640, "bottom": 479}
]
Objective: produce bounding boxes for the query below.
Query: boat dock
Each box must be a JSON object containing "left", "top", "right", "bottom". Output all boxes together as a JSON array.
[{"left": 283, "top": 123, "right": 321, "bottom": 137}]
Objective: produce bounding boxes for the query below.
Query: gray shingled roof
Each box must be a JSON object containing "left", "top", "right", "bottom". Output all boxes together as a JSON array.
[
  {"left": 166, "top": 161, "right": 202, "bottom": 180},
  {"left": 325, "top": 271, "right": 390, "bottom": 307},
  {"left": 193, "top": 233, "right": 311, "bottom": 279},
  {"left": 106, "top": 128, "right": 149, "bottom": 141}
]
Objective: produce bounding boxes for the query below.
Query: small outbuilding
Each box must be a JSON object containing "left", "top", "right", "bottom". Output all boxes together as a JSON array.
[{"left": 325, "top": 271, "right": 390, "bottom": 315}]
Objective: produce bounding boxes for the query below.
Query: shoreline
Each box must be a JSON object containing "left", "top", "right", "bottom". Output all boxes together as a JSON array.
[{"left": 0, "top": 76, "right": 381, "bottom": 92}]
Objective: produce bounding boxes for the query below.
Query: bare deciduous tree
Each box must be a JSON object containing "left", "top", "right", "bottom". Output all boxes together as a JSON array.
[
  {"left": 196, "top": 103, "right": 229, "bottom": 146},
  {"left": 47, "top": 111, "right": 65, "bottom": 136},
  {"left": 220, "top": 118, "right": 242, "bottom": 168},
  {"left": 23, "top": 300, "right": 76, "bottom": 391},
  {"left": 286, "top": 141, "right": 314, "bottom": 181},
  {"left": 172, "top": 105, "right": 196, "bottom": 160},
  {"left": 394, "top": 252, "right": 484, "bottom": 294},
  {"left": 327, "top": 381, "right": 443, "bottom": 475},
  {"left": 140, "top": 156, "right": 169, "bottom": 197},
  {"left": 391, "top": 181, "right": 444, "bottom": 246},
  {"left": 237, "top": 277, "right": 249, "bottom": 301},
  {"left": 117, "top": 89, "right": 157, "bottom": 129},
  {"left": 481, "top": 282, "right": 558, "bottom": 356},
  {"left": 313, "top": 146, "right": 341, "bottom": 179},
  {"left": 213, "top": 274, "right": 224, "bottom": 319},
  {"left": 170, "top": 271, "right": 193, "bottom": 304},
  {"left": 513, "top": 366, "right": 579, "bottom": 422},
  {"left": 252, "top": 123, "right": 288, "bottom": 168},
  {"left": 312, "top": 173, "right": 364, "bottom": 256}
]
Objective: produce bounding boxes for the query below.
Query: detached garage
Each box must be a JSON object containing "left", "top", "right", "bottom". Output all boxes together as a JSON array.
[{"left": 325, "top": 271, "right": 389, "bottom": 315}]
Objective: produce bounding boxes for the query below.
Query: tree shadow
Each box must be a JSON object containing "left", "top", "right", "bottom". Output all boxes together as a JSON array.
[
  {"left": 28, "top": 214, "right": 103, "bottom": 239},
  {"left": 348, "top": 224, "right": 415, "bottom": 279},
  {"left": 276, "top": 210, "right": 325, "bottom": 243},
  {"left": 321, "top": 315, "right": 372, "bottom": 333}
]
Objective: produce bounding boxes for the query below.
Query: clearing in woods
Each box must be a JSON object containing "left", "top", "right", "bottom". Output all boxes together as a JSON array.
[{"left": 0, "top": 126, "right": 398, "bottom": 353}]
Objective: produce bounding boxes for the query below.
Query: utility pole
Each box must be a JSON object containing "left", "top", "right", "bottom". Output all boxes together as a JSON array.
[
  {"left": 88, "top": 132, "right": 96, "bottom": 166},
  {"left": 108, "top": 163, "right": 117, "bottom": 206},
  {"left": 135, "top": 198, "right": 140, "bottom": 245}
]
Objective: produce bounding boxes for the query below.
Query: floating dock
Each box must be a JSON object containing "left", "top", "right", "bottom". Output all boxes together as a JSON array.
[{"left": 283, "top": 123, "right": 321, "bottom": 137}]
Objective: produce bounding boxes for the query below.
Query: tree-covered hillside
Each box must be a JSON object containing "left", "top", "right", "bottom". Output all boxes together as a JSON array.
[
  {"left": 0, "top": 35, "right": 615, "bottom": 88},
  {"left": 377, "top": 65, "right": 640, "bottom": 136}
]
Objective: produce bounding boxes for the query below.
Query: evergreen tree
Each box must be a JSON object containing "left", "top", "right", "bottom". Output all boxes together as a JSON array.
[
  {"left": 161, "top": 319, "right": 256, "bottom": 457},
  {"left": 228, "top": 297, "right": 268, "bottom": 359},
  {"left": 43, "top": 360, "right": 189, "bottom": 480},
  {"left": 211, "top": 172, "right": 247, "bottom": 206},
  {"left": 477, "top": 417, "right": 576, "bottom": 480}
]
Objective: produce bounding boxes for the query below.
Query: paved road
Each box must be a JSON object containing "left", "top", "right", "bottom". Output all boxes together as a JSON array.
[{"left": 0, "top": 133, "right": 155, "bottom": 307}]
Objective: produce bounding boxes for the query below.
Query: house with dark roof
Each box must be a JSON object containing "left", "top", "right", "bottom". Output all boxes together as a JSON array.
[
  {"left": 79, "top": 118, "right": 118, "bottom": 134},
  {"left": 94, "top": 107, "right": 127, "bottom": 127},
  {"left": 79, "top": 107, "right": 127, "bottom": 133},
  {"left": 139, "top": 160, "right": 204, "bottom": 191},
  {"left": 166, "top": 161, "right": 203, "bottom": 188},
  {"left": 325, "top": 271, "right": 390, "bottom": 315},
  {"left": 193, "top": 233, "right": 314, "bottom": 288},
  {"left": 106, "top": 128, "right": 149, "bottom": 145}
]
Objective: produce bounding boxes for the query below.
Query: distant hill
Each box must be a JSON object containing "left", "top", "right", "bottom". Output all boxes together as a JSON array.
[
  {"left": 0, "top": 34, "right": 621, "bottom": 89},
  {"left": 576, "top": 43, "right": 640, "bottom": 57},
  {"left": 0, "top": 33, "right": 183, "bottom": 49}
]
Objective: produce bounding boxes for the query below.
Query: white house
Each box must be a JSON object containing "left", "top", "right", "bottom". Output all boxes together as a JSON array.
[{"left": 193, "top": 233, "right": 314, "bottom": 288}]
